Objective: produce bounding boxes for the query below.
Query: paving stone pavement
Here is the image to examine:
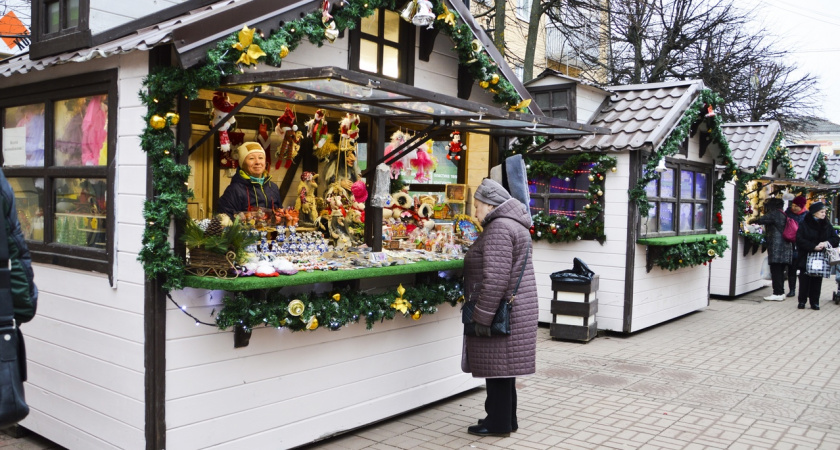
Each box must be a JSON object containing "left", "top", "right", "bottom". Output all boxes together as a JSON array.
[
  {"left": 6, "top": 285, "right": 840, "bottom": 449},
  {"left": 301, "top": 285, "right": 840, "bottom": 450}
]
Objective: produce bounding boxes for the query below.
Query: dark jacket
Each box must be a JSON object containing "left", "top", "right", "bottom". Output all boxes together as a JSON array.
[
  {"left": 754, "top": 209, "right": 792, "bottom": 264},
  {"left": 462, "top": 198, "right": 538, "bottom": 378},
  {"left": 0, "top": 170, "right": 37, "bottom": 323},
  {"left": 795, "top": 213, "right": 840, "bottom": 270},
  {"left": 218, "top": 170, "right": 284, "bottom": 217}
]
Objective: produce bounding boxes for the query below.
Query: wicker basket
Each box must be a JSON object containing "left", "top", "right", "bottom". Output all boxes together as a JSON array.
[{"left": 186, "top": 248, "right": 238, "bottom": 278}]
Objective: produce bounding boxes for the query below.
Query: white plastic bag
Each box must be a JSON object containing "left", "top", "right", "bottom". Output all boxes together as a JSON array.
[{"left": 760, "top": 256, "right": 772, "bottom": 280}]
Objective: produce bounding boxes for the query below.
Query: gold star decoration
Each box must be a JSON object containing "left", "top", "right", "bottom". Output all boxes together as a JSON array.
[
  {"left": 437, "top": 5, "right": 456, "bottom": 27},
  {"left": 391, "top": 284, "right": 412, "bottom": 314},
  {"left": 509, "top": 98, "right": 531, "bottom": 112},
  {"left": 232, "top": 25, "right": 266, "bottom": 66}
]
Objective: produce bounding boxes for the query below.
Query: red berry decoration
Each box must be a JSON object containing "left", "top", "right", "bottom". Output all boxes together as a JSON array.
[{"left": 575, "top": 222, "right": 580, "bottom": 227}]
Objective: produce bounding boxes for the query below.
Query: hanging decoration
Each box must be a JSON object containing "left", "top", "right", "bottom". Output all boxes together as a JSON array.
[
  {"left": 412, "top": 0, "right": 436, "bottom": 28},
  {"left": 211, "top": 91, "right": 237, "bottom": 157},
  {"left": 648, "top": 236, "right": 729, "bottom": 271},
  {"left": 304, "top": 109, "right": 328, "bottom": 149},
  {"left": 445, "top": 131, "right": 466, "bottom": 160},
  {"left": 274, "top": 105, "right": 301, "bottom": 170},
  {"left": 214, "top": 278, "right": 463, "bottom": 332},
  {"left": 232, "top": 25, "right": 266, "bottom": 67}
]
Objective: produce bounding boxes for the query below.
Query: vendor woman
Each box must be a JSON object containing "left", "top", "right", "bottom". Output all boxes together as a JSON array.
[{"left": 218, "top": 141, "right": 284, "bottom": 217}]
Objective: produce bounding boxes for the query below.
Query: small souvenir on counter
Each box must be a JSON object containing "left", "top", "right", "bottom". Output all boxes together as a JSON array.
[
  {"left": 445, "top": 131, "right": 466, "bottom": 160},
  {"left": 453, "top": 214, "right": 481, "bottom": 246}
]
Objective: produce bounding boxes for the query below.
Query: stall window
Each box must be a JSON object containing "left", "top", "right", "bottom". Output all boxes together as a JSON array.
[
  {"left": 642, "top": 160, "right": 712, "bottom": 236},
  {"left": 350, "top": 8, "right": 415, "bottom": 84},
  {"left": 0, "top": 71, "right": 115, "bottom": 275},
  {"left": 529, "top": 84, "right": 576, "bottom": 121},
  {"left": 528, "top": 161, "right": 593, "bottom": 218}
]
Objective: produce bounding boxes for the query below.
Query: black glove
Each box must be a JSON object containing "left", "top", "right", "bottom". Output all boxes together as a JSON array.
[{"left": 474, "top": 323, "right": 492, "bottom": 337}]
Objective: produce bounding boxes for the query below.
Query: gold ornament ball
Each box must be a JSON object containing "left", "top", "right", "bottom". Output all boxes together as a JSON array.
[
  {"left": 678, "top": 259, "right": 683, "bottom": 264},
  {"left": 712, "top": 239, "right": 717, "bottom": 244},
  {"left": 479, "top": 80, "right": 489, "bottom": 89},
  {"left": 165, "top": 112, "right": 180, "bottom": 125},
  {"left": 490, "top": 73, "right": 500, "bottom": 84},
  {"left": 411, "top": 311, "right": 422, "bottom": 320},
  {"left": 288, "top": 299, "right": 305, "bottom": 316},
  {"left": 708, "top": 249, "right": 716, "bottom": 256},
  {"left": 149, "top": 115, "right": 166, "bottom": 130},
  {"left": 611, "top": 167, "right": 617, "bottom": 173},
  {"left": 588, "top": 175, "right": 595, "bottom": 182},
  {"left": 597, "top": 190, "right": 603, "bottom": 196},
  {"left": 306, "top": 316, "right": 319, "bottom": 330},
  {"left": 279, "top": 45, "right": 289, "bottom": 59},
  {"left": 332, "top": 293, "right": 341, "bottom": 302}
]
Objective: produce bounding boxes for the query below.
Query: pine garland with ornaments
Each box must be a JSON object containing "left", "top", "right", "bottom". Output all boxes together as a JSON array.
[
  {"left": 516, "top": 145, "right": 617, "bottom": 243},
  {"left": 651, "top": 236, "right": 729, "bottom": 271},
  {"left": 808, "top": 151, "right": 829, "bottom": 184},
  {"left": 215, "top": 278, "right": 463, "bottom": 332},
  {"left": 138, "top": 0, "right": 532, "bottom": 292}
]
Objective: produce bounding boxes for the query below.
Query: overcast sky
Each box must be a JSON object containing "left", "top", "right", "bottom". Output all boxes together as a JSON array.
[{"left": 740, "top": 0, "right": 840, "bottom": 125}]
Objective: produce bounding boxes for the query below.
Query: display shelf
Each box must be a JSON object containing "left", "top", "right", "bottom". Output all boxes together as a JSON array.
[{"left": 182, "top": 258, "right": 464, "bottom": 291}]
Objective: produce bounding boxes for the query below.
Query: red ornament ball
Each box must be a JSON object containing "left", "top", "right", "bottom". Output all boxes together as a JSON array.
[
  {"left": 551, "top": 228, "right": 558, "bottom": 234},
  {"left": 529, "top": 227, "right": 535, "bottom": 235},
  {"left": 575, "top": 222, "right": 580, "bottom": 227}
]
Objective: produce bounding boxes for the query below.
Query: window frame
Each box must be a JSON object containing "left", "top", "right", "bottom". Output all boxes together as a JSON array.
[
  {"left": 0, "top": 70, "right": 116, "bottom": 277},
  {"left": 515, "top": 0, "right": 532, "bottom": 21},
  {"left": 528, "top": 83, "right": 577, "bottom": 122},
  {"left": 349, "top": 8, "right": 416, "bottom": 85},
  {"left": 641, "top": 158, "right": 713, "bottom": 237},
  {"left": 527, "top": 157, "right": 595, "bottom": 219},
  {"left": 30, "top": 0, "right": 91, "bottom": 59}
]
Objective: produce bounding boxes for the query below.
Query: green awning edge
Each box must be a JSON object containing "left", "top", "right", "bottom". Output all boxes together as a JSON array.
[
  {"left": 637, "top": 234, "right": 721, "bottom": 246},
  {"left": 182, "top": 259, "right": 464, "bottom": 291}
]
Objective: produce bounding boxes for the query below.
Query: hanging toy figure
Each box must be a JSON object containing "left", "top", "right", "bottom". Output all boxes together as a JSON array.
[
  {"left": 410, "top": 140, "right": 435, "bottom": 182},
  {"left": 384, "top": 130, "right": 408, "bottom": 179},
  {"left": 339, "top": 113, "right": 360, "bottom": 152},
  {"left": 445, "top": 131, "right": 466, "bottom": 161},
  {"left": 211, "top": 91, "right": 237, "bottom": 164},
  {"left": 322, "top": 0, "right": 339, "bottom": 42},
  {"left": 295, "top": 171, "right": 320, "bottom": 227},
  {"left": 275, "top": 106, "right": 302, "bottom": 170},
  {"left": 304, "top": 109, "right": 328, "bottom": 149}
]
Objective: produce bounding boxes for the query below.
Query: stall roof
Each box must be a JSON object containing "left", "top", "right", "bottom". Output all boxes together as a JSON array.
[
  {"left": 825, "top": 156, "right": 840, "bottom": 184},
  {"left": 720, "top": 121, "right": 781, "bottom": 170},
  {"left": 786, "top": 144, "right": 822, "bottom": 180},
  {"left": 540, "top": 79, "right": 705, "bottom": 153},
  {"left": 222, "top": 67, "right": 610, "bottom": 137}
]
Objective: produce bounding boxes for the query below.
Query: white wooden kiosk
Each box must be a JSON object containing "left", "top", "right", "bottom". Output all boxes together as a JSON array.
[
  {"left": 524, "top": 75, "right": 736, "bottom": 333},
  {"left": 711, "top": 122, "right": 786, "bottom": 297},
  {"left": 0, "top": 1, "right": 606, "bottom": 448}
]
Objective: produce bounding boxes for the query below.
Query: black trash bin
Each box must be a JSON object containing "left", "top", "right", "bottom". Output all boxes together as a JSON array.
[{"left": 549, "top": 258, "right": 598, "bottom": 342}]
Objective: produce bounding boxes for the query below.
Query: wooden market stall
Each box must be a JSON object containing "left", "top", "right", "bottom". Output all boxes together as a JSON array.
[
  {"left": 522, "top": 75, "right": 737, "bottom": 333},
  {"left": 0, "top": 1, "right": 607, "bottom": 449}
]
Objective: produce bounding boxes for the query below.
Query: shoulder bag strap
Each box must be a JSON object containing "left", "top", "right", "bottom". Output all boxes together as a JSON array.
[
  {"left": 0, "top": 195, "right": 13, "bottom": 327},
  {"left": 508, "top": 249, "right": 530, "bottom": 304}
]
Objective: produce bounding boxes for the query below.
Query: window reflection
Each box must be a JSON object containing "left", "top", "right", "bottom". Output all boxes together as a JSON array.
[
  {"left": 55, "top": 178, "right": 107, "bottom": 248},
  {"left": 3, "top": 104, "right": 45, "bottom": 167},
  {"left": 8, "top": 178, "right": 43, "bottom": 242},
  {"left": 359, "top": 39, "right": 378, "bottom": 73},
  {"left": 679, "top": 203, "right": 693, "bottom": 231},
  {"left": 660, "top": 203, "right": 674, "bottom": 232},
  {"left": 382, "top": 46, "right": 400, "bottom": 79},
  {"left": 55, "top": 95, "right": 109, "bottom": 167}
]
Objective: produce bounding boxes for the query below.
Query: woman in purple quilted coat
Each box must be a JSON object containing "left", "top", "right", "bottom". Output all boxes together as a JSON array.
[{"left": 462, "top": 178, "right": 538, "bottom": 437}]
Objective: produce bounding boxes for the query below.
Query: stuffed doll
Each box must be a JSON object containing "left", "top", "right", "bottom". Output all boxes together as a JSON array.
[
  {"left": 410, "top": 140, "right": 435, "bottom": 182},
  {"left": 295, "top": 172, "right": 320, "bottom": 227},
  {"left": 350, "top": 179, "right": 368, "bottom": 223},
  {"left": 274, "top": 106, "right": 300, "bottom": 169},
  {"left": 304, "top": 109, "right": 328, "bottom": 149},
  {"left": 211, "top": 91, "right": 237, "bottom": 153},
  {"left": 445, "top": 131, "right": 465, "bottom": 160},
  {"left": 339, "top": 113, "right": 360, "bottom": 151},
  {"left": 384, "top": 130, "right": 409, "bottom": 179}
]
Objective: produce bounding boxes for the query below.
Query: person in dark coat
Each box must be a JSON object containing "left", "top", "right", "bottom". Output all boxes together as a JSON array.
[
  {"left": 795, "top": 202, "right": 839, "bottom": 310},
  {"left": 751, "top": 198, "right": 792, "bottom": 301},
  {"left": 218, "top": 142, "right": 284, "bottom": 217},
  {"left": 785, "top": 195, "right": 808, "bottom": 297},
  {"left": 462, "top": 178, "right": 538, "bottom": 437},
  {"left": 0, "top": 170, "right": 37, "bottom": 323}
]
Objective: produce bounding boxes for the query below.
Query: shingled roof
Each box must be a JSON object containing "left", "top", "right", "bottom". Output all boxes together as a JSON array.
[
  {"left": 786, "top": 144, "right": 822, "bottom": 180},
  {"left": 824, "top": 156, "right": 840, "bottom": 184},
  {"left": 720, "top": 122, "right": 781, "bottom": 170},
  {"left": 542, "top": 79, "right": 705, "bottom": 153}
]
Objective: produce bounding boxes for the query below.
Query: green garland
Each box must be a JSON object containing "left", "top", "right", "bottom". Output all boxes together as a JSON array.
[
  {"left": 809, "top": 151, "right": 828, "bottom": 183},
  {"left": 139, "top": 0, "right": 531, "bottom": 292},
  {"left": 526, "top": 154, "right": 617, "bottom": 244},
  {"left": 216, "top": 278, "right": 463, "bottom": 332},
  {"left": 628, "top": 90, "right": 738, "bottom": 235},
  {"left": 651, "top": 236, "right": 729, "bottom": 271}
]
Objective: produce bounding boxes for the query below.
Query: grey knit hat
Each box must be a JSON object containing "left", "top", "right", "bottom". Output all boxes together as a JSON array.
[{"left": 474, "top": 178, "right": 511, "bottom": 206}]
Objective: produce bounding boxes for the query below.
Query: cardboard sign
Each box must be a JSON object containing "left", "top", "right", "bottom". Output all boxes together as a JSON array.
[
  {"left": 0, "top": 11, "right": 30, "bottom": 53},
  {"left": 2, "top": 127, "right": 26, "bottom": 166}
]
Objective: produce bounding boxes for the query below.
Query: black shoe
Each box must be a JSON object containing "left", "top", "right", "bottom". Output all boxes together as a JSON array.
[
  {"left": 812, "top": 305, "right": 820, "bottom": 310},
  {"left": 798, "top": 303, "right": 806, "bottom": 309},
  {"left": 467, "top": 424, "right": 510, "bottom": 437},
  {"left": 787, "top": 291, "right": 796, "bottom": 297},
  {"left": 477, "top": 419, "right": 518, "bottom": 432}
]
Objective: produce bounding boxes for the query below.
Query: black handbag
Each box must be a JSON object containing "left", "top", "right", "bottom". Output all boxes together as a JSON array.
[
  {"left": 0, "top": 196, "right": 29, "bottom": 427},
  {"left": 463, "top": 250, "right": 529, "bottom": 336}
]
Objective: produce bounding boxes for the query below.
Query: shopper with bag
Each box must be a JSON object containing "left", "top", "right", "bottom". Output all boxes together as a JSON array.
[
  {"left": 750, "top": 198, "right": 792, "bottom": 301},
  {"left": 795, "top": 202, "right": 838, "bottom": 310},
  {"left": 785, "top": 196, "right": 808, "bottom": 297},
  {"left": 0, "top": 169, "right": 38, "bottom": 427},
  {"left": 461, "top": 178, "right": 538, "bottom": 437}
]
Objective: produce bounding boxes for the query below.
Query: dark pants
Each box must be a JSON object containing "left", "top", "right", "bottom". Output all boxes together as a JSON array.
[
  {"left": 798, "top": 273, "right": 823, "bottom": 306},
  {"left": 788, "top": 264, "right": 798, "bottom": 292},
  {"left": 770, "top": 263, "right": 787, "bottom": 295},
  {"left": 484, "top": 378, "right": 517, "bottom": 432}
]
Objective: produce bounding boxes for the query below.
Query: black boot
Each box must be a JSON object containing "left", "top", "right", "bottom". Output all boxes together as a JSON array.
[{"left": 798, "top": 302, "right": 806, "bottom": 309}]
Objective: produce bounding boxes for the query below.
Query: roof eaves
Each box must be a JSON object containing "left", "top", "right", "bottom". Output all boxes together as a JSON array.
[{"left": 646, "top": 81, "right": 704, "bottom": 151}]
